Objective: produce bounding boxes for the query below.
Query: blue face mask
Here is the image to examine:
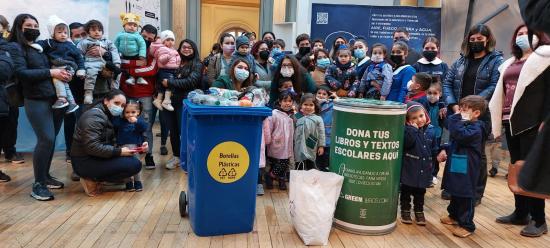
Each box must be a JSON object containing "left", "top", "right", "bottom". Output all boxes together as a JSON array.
[
  {"left": 234, "top": 68, "right": 250, "bottom": 81},
  {"left": 272, "top": 48, "right": 281, "bottom": 54},
  {"left": 316, "top": 58, "right": 331, "bottom": 69},
  {"left": 354, "top": 49, "right": 366, "bottom": 59},
  {"left": 73, "top": 38, "right": 82, "bottom": 45},
  {"left": 108, "top": 105, "right": 123, "bottom": 117}
]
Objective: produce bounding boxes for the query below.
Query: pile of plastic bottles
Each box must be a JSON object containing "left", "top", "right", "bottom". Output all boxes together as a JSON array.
[{"left": 188, "top": 87, "right": 269, "bottom": 107}]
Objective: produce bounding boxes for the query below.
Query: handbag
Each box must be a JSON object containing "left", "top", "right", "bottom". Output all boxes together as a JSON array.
[{"left": 507, "top": 161, "right": 550, "bottom": 199}]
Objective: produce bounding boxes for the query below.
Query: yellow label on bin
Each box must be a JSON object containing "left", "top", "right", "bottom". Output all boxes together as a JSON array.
[{"left": 207, "top": 141, "right": 250, "bottom": 183}]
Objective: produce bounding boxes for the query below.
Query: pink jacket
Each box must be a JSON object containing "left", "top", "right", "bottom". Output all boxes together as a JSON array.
[
  {"left": 150, "top": 40, "right": 181, "bottom": 69},
  {"left": 263, "top": 109, "right": 294, "bottom": 160}
]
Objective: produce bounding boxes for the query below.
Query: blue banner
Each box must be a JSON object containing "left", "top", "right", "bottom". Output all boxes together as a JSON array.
[{"left": 311, "top": 4, "right": 441, "bottom": 52}]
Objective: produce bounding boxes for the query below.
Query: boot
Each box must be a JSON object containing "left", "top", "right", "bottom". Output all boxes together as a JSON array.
[
  {"left": 278, "top": 177, "right": 287, "bottom": 190},
  {"left": 415, "top": 211, "right": 426, "bottom": 226},
  {"left": 162, "top": 91, "right": 175, "bottom": 111},
  {"left": 153, "top": 93, "right": 164, "bottom": 110},
  {"left": 401, "top": 210, "right": 413, "bottom": 224},
  {"left": 264, "top": 172, "right": 273, "bottom": 189}
]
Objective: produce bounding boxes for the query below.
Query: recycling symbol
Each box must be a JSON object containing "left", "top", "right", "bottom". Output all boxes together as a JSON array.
[
  {"left": 228, "top": 168, "right": 237, "bottom": 177},
  {"left": 219, "top": 168, "right": 228, "bottom": 177}
]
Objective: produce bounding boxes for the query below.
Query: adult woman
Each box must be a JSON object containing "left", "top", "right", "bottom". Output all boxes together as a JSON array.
[
  {"left": 213, "top": 58, "right": 256, "bottom": 90},
  {"left": 413, "top": 36, "right": 449, "bottom": 83},
  {"left": 269, "top": 55, "right": 317, "bottom": 107},
  {"left": 388, "top": 41, "right": 416, "bottom": 102},
  {"left": 443, "top": 24, "right": 503, "bottom": 204},
  {"left": 207, "top": 33, "right": 235, "bottom": 84},
  {"left": 262, "top": 31, "right": 276, "bottom": 48},
  {"left": 163, "top": 39, "right": 203, "bottom": 169},
  {"left": 489, "top": 25, "right": 550, "bottom": 237},
  {"left": 8, "top": 14, "right": 71, "bottom": 200},
  {"left": 329, "top": 36, "right": 347, "bottom": 61},
  {"left": 71, "top": 90, "right": 143, "bottom": 196},
  {"left": 251, "top": 41, "right": 272, "bottom": 91},
  {"left": 311, "top": 49, "right": 330, "bottom": 88}
]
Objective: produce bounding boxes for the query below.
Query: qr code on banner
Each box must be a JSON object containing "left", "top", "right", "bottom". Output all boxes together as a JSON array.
[{"left": 316, "top": 12, "right": 328, "bottom": 24}]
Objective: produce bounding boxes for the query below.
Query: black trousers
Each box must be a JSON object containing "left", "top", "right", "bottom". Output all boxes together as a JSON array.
[
  {"left": 72, "top": 156, "right": 141, "bottom": 182},
  {"left": 315, "top": 147, "right": 330, "bottom": 172},
  {"left": 448, "top": 196, "right": 476, "bottom": 232},
  {"left": 400, "top": 184, "right": 426, "bottom": 212},
  {"left": 475, "top": 140, "right": 488, "bottom": 201},
  {"left": 295, "top": 160, "right": 316, "bottom": 170},
  {"left": 63, "top": 105, "right": 83, "bottom": 156},
  {"left": 162, "top": 98, "right": 183, "bottom": 157},
  {"left": 0, "top": 106, "right": 19, "bottom": 158},
  {"left": 505, "top": 124, "right": 546, "bottom": 224}
]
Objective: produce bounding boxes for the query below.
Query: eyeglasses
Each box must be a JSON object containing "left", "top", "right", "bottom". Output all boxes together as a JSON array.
[{"left": 181, "top": 46, "right": 193, "bottom": 50}]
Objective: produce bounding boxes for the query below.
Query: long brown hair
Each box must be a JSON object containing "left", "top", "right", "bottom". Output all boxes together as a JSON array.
[
  {"left": 228, "top": 58, "right": 255, "bottom": 90},
  {"left": 272, "top": 55, "right": 306, "bottom": 94}
]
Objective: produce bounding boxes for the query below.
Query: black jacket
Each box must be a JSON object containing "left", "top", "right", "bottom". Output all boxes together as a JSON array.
[
  {"left": 9, "top": 42, "right": 56, "bottom": 101},
  {"left": 0, "top": 38, "right": 14, "bottom": 116},
  {"left": 168, "top": 59, "right": 203, "bottom": 102},
  {"left": 519, "top": 116, "right": 550, "bottom": 195},
  {"left": 71, "top": 104, "right": 122, "bottom": 158}
]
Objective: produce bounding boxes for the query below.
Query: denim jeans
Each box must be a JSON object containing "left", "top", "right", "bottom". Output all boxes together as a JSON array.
[{"left": 64, "top": 105, "right": 84, "bottom": 156}]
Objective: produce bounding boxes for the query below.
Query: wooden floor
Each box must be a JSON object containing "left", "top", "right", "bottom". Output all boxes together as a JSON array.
[{"left": 1, "top": 135, "right": 549, "bottom": 248}]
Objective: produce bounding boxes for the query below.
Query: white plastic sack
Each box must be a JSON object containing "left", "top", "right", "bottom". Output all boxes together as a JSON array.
[{"left": 289, "top": 169, "right": 344, "bottom": 246}]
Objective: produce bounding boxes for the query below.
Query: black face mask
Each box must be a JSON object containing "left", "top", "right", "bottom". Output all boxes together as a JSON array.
[
  {"left": 259, "top": 50, "right": 270, "bottom": 60},
  {"left": 394, "top": 37, "right": 408, "bottom": 44},
  {"left": 390, "top": 55, "right": 404, "bottom": 65},
  {"left": 264, "top": 39, "right": 273, "bottom": 48},
  {"left": 469, "top": 41, "right": 486, "bottom": 53},
  {"left": 299, "top": 46, "right": 311, "bottom": 55},
  {"left": 181, "top": 54, "right": 194, "bottom": 60},
  {"left": 23, "top": 28, "right": 40, "bottom": 41},
  {"left": 422, "top": 50, "right": 438, "bottom": 61},
  {"left": 144, "top": 40, "right": 152, "bottom": 49}
]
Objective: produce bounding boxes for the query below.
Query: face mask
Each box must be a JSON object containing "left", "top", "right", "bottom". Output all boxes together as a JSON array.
[
  {"left": 222, "top": 44, "right": 235, "bottom": 54},
  {"left": 354, "top": 49, "right": 366, "bottom": 59},
  {"left": 427, "top": 94, "right": 439, "bottom": 103},
  {"left": 281, "top": 67, "right": 294, "bottom": 77},
  {"left": 516, "top": 35, "right": 539, "bottom": 51},
  {"left": 272, "top": 48, "right": 281, "bottom": 54},
  {"left": 234, "top": 68, "right": 250, "bottom": 81},
  {"left": 259, "top": 50, "right": 270, "bottom": 60},
  {"left": 460, "top": 112, "right": 471, "bottom": 121},
  {"left": 299, "top": 46, "right": 311, "bottom": 55},
  {"left": 181, "top": 54, "right": 194, "bottom": 60},
  {"left": 406, "top": 80, "right": 414, "bottom": 91},
  {"left": 395, "top": 37, "right": 408, "bottom": 44},
  {"left": 264, "top": 39, "right": 273, "bottom": 48},
  {"left": 316, "top": 97, "right": 327, "bottom": 104},
  {"left": 316, "top": 58, "right": 331, "bottom": 69},
  {"left": 371, "top": 54, "right": 384, "bottom": 63},
  {"left": 23, "top": 28, "right": 40, "bottom": 41},
  {"left": 73, "top": 38, "right": 82, "bottom": 45},
  {"left": 390, "top": 55, "right": 404, "bottom": 65},
  {"left": 422, "top": 51, "right": 438, "bottom": 61},
  {"left": 469, "top": 41, "right": 485, "bottom": 53},
  {"left": 108, "top": 105, "right": 123, "bottom": 117}
]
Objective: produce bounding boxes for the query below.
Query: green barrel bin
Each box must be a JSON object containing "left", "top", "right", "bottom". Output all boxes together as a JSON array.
[{"left": 330, "top": 98, "right": 406, "bottom": 235}]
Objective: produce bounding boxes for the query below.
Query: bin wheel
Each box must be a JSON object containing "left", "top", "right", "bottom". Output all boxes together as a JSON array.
[{"left": 179, "top": 191, "right": 187, "bottom": 217}]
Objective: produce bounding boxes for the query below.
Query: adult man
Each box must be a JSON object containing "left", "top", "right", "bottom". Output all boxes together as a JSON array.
[{"left": 393, "top": 27, "right": 422, "bottom": 65}]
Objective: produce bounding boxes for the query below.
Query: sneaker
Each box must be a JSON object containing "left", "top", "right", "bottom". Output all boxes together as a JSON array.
[
  {"left": 134, "top": 181, "right": 143, "bottom": 192},
  {"left": 264, "top": 173, "right": 273, "bottom": 190},
  {"left": 66, "top": 103, "right": 79, "bottom": 114},
  {"left": 125, "top": 76, "right": 136, "bottom": 85},
  {"left": 256, "top": 184, "right": 265, "bottom": 196},
  {"left": 6, "top": 152, "right": 25, "bottom": 164},
  {"left": 165, "top": 157, "right": 180, "bottom": 170},
  {"left": 52, "top": 98, "right": 69, "bottom": 109},
  {"left": 162, "top": 102, "right": 174, "bottom": 111},
  {"left": 153, "top": 99, "right": 163, "bottom": 110},
  {"left": 45, "top": 176, "right": 64, "bottom": 189},
  {"left": 489, "top": 167, "right": 498, "bottom": 177},
  {"left": 160, "top": 146, "right": 168, "bottom": 155},
  {"left": 125, "top": 182, "right": 135, "bottom": 192},
  {"left": 401, "top": 210, "right": 413, "bottom": 224},
  {"left": 71, "top": 171, "right": 80, "bottom": 182},
  {"left": 66, "top": 154, "right": 72, "bottom": 164},
  {"left": 144, "top": 153, "right": 156, "bottom": 170},
  {"left": 415, "top": 212, "right": 426, "bottom": 226},
  {"left": 278, "top": 178, "right": 287, "bottom": 190},
  {"left": 31, "top": 182, "right": 54, "bottom": 201},
  {"left": 83, "top": 94, "right": 93, "bottom": 105},
  {"left": 521, "top": 221, "right": 548, "bottom": 237},
  {"left": 441, "top": 190, "right": 451, "bottom": 200},
  {"left": 452, "top": 226, "right": 473, "bottom": 238},
  {"left": 440, "top": 215, "right": 458, "bottom": 225},
  {"left": 136, "top": 77, "right": 148, "bottom": 85},
  {"left": 496, "top": 213, "right": 530, "bottom": 225},
  {"left": 0, "top": 170, "right": 11, "bottom": 182}
]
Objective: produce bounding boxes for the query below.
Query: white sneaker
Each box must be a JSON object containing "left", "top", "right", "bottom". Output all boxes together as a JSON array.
[
  {"left": 256, "top": 184, "right": 265, "bottom": 196},
  {"left": 432, "top": 176, "right": 439, "bottom": 185},
  {"left": 136, "top": 77, "right": 148, "bottom": 85},
  {"left": 162, "top": 102, "right": 174, "bottom": 111},
  {"left": 125, "top": 76, "right": 136, "bottom": 85},
  {"left": 153, "top": 99, "right": 163, "bottom": 110},
  {"left": 165, "top": 157, "right": 180, "bottom": 170},
  {"left": 83, "top": 94, "right": 93, "bottom": 105}
]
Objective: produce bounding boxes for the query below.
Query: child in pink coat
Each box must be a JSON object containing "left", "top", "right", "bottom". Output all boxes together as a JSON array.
[
  {"left": 150, "top": 30, "right": 181, "bottom": 111},
  {"left": 263, "top": 90, "right": 295, "bottom": 190}
]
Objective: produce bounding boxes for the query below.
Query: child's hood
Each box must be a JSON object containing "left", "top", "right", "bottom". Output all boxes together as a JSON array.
[
  {"left": 406, "top": 101, "right": 431, "bottom": 126},
  {"left": 47, "top": 15, "right": 67, "bottom": 38}
]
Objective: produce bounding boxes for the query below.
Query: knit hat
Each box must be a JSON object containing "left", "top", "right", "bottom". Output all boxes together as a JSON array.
[
  {"left": 120, "top": 12, "right": 140, "bottom": 27},
  {"left": 160, "top": 30, "right": 176, "bottom": 42},
  {"left": 406, "top": 101, "right": 431, "bottom": 125},
  {"left": 236, "top": 35, "right": 250, "bottom": 49},
  {"left": 47, "top": 15, "right": 68, "bottom": 38}
]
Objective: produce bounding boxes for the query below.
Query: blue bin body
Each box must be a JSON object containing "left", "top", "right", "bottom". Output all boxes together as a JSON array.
[{"left": 181, "top": 100, "right": 271, "bottom": 236}]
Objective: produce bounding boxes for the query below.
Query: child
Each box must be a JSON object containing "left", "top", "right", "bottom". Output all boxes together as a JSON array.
[
  {"left": 269, "top": 40, "right": 286, "bottom": 72},
  {"left": 112, "top": 100, "right": 148, "bottom": 192},
  {"left": 401, "top": 101, "right": 439, "bottom": 226},
  {"left": 440, "top": 95, "right": 488, "bottom": 238},
  {"left": 79, "top": 20, "right": 121, "bottom": 104},
  {"left": 405, "top": 72, "right": 432, "bottom": 103},
  {"left": 315, "top": 87, "right": 334, "bottom": 172},
  {"left": 325, "top": 45, "right": 360, "bottom": 97},
  {"left": 150, "top": 30, "right": 180, "bottom": 111},
  {"left": 412, "top": 36, "right": 449, "bottom": 83},
  {"left": 359, "top": 43, "right": 393, "bottom": 100},
  {"left": 294, "top": 93, "right": 325, "bottom": 170},
  {"left": 272, "top": 39, "right": 285, "bottom": 51},
  {"left": 263, "top": 90, "right": 296, "bottom": 190},
  {"left": 388, "top": 41, "right": 416, "bottom": 103},
  {"left": 38, "top": 15, "right": 84, "bottom": 112},
  {"left": 420, "top": 81, "right": 446, "bottom": 185},
  {"left": 115, "top": 13, "right": 147, "bottom": 85},
  {"left": 230, "top": 35, "right": 256, "bottom": 75}
]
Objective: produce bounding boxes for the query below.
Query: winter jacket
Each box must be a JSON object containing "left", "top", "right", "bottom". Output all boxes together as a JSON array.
[
  {"left": 419, "top": 97, "right": 445, "bottom": 138},
  {"left": 268, "top": 72, "right": 317, "bottom": 107},
  {"left": 0, "top": 38, "right": 14, "bottom": 116},
  {"left": 71, "top": 104, "right": 122, "bottom": 158},
  {"left": 401, "top": 124, "right": 438, "bottom": 188},
  {"left": 319, "top": 100, "right": 333, "bottom": 147},
  {"left": 355, "top": 56, "right": 372, "bottom": 79},
  {"left": 207, "top": 53, "right": 229, "bottom": 84},
  {"left": 114, "top": 31, "right": 146, "bottom": 58},
  {"left": 112, "top": 116, "right": 148, "bottom": 146},
  {"left": 359, "top": 61, "right": 393, "bottom": 97},
  {"left": 406, "top": 47, "right": 422, "bottom": 66},
  {"left": 150, "top": 40, "right": 181, "bottom": 69},
  {"left": 325, "top": 62, "right": 360, "bottom": 97},
  {"left": 78, "top": 37, "right": 121, "bottom": 65},
  {"left": 412, "top": 57, "right": 449, "bottom": 83},
  {"left": 489, "top": 45, "right": 550, "bottom": 137},
  {"left": 168, "top": 59, "right": 203, "bottom": 102},
  {"left": 294, "top": 114, "right": 325, "bottom": 162},
  {"left": 212, "top": 75, "right": 237, "bottom": 90},
  {"left": 519, "top": 116, "right": 550, "bottom": 195},
  {"left": 37, "top": 39, "right": 85, "bottom": 71},
  {"left": 263, "top": 109, "right": 294, "bottom": 160},
  {"left": 8, "top": 42, "right": 55, "bottom": 100},
  {"left": 254, "top": 59, "right": 272, "bottom": 91},
  {"left": 388, "top": 65, "right": 415, "bottom": 103},
  {"left": 441, "top": 114, "right": 486, "bottom": 198},
  {"left": 443, "top": 51, "right": 504, "bottom": 106}
]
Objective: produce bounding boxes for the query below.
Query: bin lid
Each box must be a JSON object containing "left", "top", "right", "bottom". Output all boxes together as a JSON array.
[
  {"left": 334, "top": 98, "right": 406, "bottom": 110},
  {"left": 184, "top": 99, "right": 272, "bottom": 117}
]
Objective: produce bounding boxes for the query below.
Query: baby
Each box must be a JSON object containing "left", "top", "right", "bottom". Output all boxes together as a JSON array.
[{"left": 115, "top": 13, "right": 147, "bottom": 86}]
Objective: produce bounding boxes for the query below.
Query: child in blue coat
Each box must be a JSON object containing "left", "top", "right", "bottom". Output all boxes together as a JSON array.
[
  {"left": 400, "top": 101, "right": 439, "bottom": 226},
  {"left": 440, "top": 95, "right": 488, "bottom": 238},
  {"left": 315, "top": 87, "right": 334, "bottom": 172},
  {"left": 388, "top": 41, "right": 416, "bottom": 103}
]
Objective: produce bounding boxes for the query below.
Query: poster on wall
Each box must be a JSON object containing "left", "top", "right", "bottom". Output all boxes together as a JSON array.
[
  {"left": 310, "top": 4, "right": 441, "bottom": 52},
  {"left": 124, "top": 0, "right": 161, "bottom": 31}
]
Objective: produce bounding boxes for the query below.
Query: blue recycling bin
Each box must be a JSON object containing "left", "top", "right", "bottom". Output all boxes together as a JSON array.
[{"left": 180, "top": 99, "right": 271, "bottom": 236}]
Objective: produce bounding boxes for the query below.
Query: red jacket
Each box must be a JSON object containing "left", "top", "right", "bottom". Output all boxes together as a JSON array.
[
  {"left": 405, "top": 91, "right": 427, "bottom": 103},
  {"left": 120, "top": 52, "right": 158, "bottom": 98}
]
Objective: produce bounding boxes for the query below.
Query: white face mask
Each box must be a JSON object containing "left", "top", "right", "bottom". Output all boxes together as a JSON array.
[
  {"left": 427, "top": 94, "right": 439, "bottom": 104},
  {"left": 406, "top": 80, "right": 414, "bottom": 91},
  {"left": 460, "top": 112, "right": 471, "bottom": 121},
  {"left": 371, "top": 54, "right": 384, "bottom": 63},
  {"left": 281, "top": 67, "right": 294, "bottom": 78},
  {"left": 515, "top": 34, "right": 539, "bottom": 51}
]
